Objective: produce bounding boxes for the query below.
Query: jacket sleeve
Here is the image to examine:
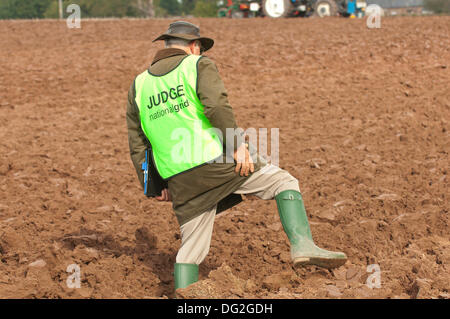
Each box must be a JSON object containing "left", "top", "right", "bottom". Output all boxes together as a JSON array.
[
  {"left": 126, "top": 80, "right": 168, "bottom": 194},
  {"left": 126, "top": 80, "right": 148, "bottom": 189},
  {"left": 197, "top": 57, "right": 244, "bottom": 154}
]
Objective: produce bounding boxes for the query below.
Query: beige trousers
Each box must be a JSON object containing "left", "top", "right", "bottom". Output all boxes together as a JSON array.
[{"left": 176, "top": 164, "right": 300, "bottom": 265}]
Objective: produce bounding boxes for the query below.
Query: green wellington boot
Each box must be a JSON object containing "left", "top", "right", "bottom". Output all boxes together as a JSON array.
[
  {"left": 174, "top": 263, "right": 199, "bottom": 290},
  {"left": 275, "top": 190, "right": 347, "bottom": 269}
]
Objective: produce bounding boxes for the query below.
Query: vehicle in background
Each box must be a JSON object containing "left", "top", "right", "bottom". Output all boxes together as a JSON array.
[
  {"left": 217, "top": 0, "right": 262, "bottom": 18},
  {"left": 217, "top": 0, "right": 367, "bottom": 18}
]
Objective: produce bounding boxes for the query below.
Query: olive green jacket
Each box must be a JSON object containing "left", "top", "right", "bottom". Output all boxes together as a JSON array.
[{"left": 126, "top": 48, "right": 263, "bottom": 226}]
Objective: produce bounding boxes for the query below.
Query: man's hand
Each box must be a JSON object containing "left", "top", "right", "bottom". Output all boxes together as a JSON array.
[
  {"left": 155, "top": 188, "right": 172, "bottom": 202},
  {"left": 234, "top": 143, "right": 254, "bottom": 177}
]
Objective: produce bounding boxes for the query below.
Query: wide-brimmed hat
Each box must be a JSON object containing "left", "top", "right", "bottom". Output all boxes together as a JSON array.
[{"left": 153, "top": 21, "right": 214, "bottom": 52}]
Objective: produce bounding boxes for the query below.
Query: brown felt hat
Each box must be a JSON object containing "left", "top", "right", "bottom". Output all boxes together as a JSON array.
[{"left": 153, "top": 21, "right": 214, "bottom": 52}]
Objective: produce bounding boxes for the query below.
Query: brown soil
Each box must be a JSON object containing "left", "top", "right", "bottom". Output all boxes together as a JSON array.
[{"left": 0, "top": 16, "right": 448, "bottom": 299}]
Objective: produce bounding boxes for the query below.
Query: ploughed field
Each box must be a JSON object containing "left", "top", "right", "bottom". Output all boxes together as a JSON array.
[{"left": 0, "top": 16, "right": 448, "bottom": 299}]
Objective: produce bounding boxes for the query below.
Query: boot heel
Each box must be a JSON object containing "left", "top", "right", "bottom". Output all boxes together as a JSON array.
[
  {"left": 293, "top": 257, "right": 310, "bottom": 265},
  {"left": 294, "top": 257, "right": 347, "bottom": 269}
]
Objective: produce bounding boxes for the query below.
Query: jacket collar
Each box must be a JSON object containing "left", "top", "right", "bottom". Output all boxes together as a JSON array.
[{"left": 151, "top": 48, "right": 187, "bottom": 66}]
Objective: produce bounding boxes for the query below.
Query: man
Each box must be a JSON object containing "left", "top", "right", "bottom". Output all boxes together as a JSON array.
[{"left": 126, "top": 21, "right": 347, "bottom": 291}]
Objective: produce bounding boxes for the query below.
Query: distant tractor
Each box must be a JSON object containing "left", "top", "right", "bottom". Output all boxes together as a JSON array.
[{"left": 217, "top": 0, "right": 367, "bottom": 18}]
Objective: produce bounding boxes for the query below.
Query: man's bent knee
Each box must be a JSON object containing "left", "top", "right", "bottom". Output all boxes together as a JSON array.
[{"left": 273, "top": 170, "right": 300, "bottom": 196}]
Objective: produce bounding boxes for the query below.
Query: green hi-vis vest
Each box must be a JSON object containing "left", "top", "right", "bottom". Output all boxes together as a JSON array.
[{"left": 134, "top": 55, "right": 223, "bottom": 180}]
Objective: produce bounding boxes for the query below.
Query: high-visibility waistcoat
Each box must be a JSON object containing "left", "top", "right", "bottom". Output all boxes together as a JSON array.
[{"left": 134, "top": 55, "right": 223, "bottom": 180}]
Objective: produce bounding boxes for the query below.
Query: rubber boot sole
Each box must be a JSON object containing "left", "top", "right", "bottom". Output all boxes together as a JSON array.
[{"left": 293, "top": 256, "right": 347, "bottom": 269}]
